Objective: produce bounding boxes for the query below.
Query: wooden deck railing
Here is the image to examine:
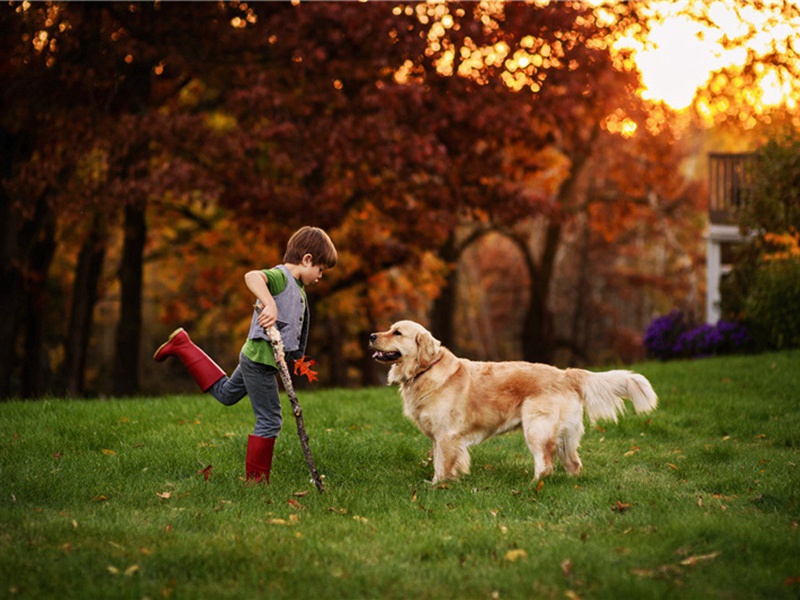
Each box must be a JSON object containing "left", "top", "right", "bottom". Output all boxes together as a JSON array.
[{"left": 708, "top": 152, "right": 752, "bottom": 225}]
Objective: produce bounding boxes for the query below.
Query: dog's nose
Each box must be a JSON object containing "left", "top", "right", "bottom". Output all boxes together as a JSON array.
[{"left": 369, "top": 333, "right": 377, "bottom": 343}]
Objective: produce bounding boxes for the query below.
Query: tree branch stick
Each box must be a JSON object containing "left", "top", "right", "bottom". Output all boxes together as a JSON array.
[{"left": 263, "top": 324, "right": 325, "bottom": 493}]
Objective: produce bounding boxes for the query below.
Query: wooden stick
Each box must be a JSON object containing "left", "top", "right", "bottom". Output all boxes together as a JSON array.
[{"left": 263, "top": 323, "right": 325, "bottom": 493}]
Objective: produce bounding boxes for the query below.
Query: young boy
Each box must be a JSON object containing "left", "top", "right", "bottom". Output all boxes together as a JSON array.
[{"left": 153, "top": 226, "right": 337, "bottom": 483}]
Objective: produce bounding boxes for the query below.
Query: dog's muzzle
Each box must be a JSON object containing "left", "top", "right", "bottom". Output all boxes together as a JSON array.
[
  {"left": 371, "top": 350, "right": 402, "bottom": 363},
  {"left": 369, "top": 334, "right": 402, "bottom": 363}
]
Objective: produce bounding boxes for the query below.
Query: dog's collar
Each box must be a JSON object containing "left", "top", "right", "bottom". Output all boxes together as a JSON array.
[{"left": 410, "top": 356, "right": 443, "bottom": 383}]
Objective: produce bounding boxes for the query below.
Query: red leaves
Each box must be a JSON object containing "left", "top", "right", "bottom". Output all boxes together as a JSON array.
[
  {"left": 197, "top": 464, "right": 213, "bottom": 481},
  {"left": 293, "top": 355, "right": 319, "bottom": 383}
]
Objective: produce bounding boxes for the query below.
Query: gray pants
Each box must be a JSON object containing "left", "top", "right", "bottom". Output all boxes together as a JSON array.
[{"left": 207, "top": 353, "right": 282, "bottom": 438}]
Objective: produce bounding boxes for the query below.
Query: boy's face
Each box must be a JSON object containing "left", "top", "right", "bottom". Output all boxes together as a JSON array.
[{"left": 299, "top": 254, "right": 326, "bottom": 286}]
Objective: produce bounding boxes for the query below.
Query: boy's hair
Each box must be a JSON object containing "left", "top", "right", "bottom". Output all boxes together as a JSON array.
[{"left": 284, "top": 226, "right": 338, "bottom": 268}]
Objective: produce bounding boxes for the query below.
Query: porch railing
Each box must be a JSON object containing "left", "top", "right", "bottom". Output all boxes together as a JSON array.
[{"left": 708, "top": 152, "right": 752, "bottom": 225}]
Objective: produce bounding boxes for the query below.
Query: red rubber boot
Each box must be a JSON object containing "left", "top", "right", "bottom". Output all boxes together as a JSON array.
[
  {"left": 245, "top": 435, "right": 276, "bottom": 483},
  {"left": 153, "top": 328, "right": 225, "bottom": 392}
]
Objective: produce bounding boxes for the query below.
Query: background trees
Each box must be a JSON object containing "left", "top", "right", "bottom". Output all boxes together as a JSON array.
[{"left": 2, "top": 1, "right": 798, "bottom": 398}]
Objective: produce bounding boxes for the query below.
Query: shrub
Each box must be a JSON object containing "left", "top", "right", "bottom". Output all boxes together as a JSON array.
[
  {"left": 644, "top": 311, "right": 751, "bottom": 360},
  {"left": 744, "top": 255, "right": 800, "bottom": 349}
]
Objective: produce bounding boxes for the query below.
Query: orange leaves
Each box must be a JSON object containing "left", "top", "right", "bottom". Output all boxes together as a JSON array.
[{"left": 293, "top": 356, "right": 319, "bottom": 383}]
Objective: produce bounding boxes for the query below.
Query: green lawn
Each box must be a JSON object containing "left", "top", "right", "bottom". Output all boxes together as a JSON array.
[{"left": 1, "top": 351, "right": 799, "bottom": 599}]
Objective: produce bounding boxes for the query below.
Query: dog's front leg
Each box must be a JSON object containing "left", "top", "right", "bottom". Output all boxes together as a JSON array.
[{"left": 432, "top": 436, "right": 469, "bottom": 483}]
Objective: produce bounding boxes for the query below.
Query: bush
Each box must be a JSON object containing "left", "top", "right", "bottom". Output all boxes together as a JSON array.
[
  {"left": 744, "top": 256, "right": 800, "bottom": 349},
  {"left": 644, "top": 311, "right": 751, "bottom": 360}
]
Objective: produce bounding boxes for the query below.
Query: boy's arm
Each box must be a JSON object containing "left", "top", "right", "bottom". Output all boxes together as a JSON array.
[{"left": 244, "top": 270, "right": 279, "bottom": 329}]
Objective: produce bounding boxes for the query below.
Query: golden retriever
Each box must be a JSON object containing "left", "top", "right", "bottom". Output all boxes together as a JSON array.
[{"left": 369, "top": 320, "right": 657, "bottom": 483}]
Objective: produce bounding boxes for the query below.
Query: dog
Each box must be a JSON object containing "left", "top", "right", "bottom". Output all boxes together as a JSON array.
[{"left": 369, "top": 320, "right": 657, "bottom": 483}]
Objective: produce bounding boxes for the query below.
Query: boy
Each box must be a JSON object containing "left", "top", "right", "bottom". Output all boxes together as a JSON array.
[{"left": 153, "top": 226, "right": 337, "bottom": 483}]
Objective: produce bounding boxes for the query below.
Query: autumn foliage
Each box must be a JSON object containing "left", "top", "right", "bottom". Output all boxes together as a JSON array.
[{"left": 4, "top": 1, "right": 792, "bottom": 397}]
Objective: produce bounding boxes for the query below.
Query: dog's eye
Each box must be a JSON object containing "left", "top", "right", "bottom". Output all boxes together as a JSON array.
[{"left": 393, "top": 330, "right": 402, "bottom": 336}]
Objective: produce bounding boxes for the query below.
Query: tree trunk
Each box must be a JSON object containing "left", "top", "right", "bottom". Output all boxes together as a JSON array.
[
  {"left": 0, "top": 191, "right": 54, "bottom": 399},
  {"left": 64, "top": 213, "right": 107, "bottom": 396},
  {"left": 430, "top": 235, "right": 458, "bottom": 349},
  {"left": 521, "top": 220, "right": 561, "bottom": 364},
  {"left": 0, "top": 203, "right": 24, "bottom": 399},
  {"left": 113, "top": 203, "right": 146, "bottom": 396},
  {"left": 20, "top": 207, "right": 57, "bottom": 398}
]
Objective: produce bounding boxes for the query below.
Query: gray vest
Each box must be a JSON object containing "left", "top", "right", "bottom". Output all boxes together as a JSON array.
[{"left": 247, "top": 265, "right": 309, "bottom": 360}]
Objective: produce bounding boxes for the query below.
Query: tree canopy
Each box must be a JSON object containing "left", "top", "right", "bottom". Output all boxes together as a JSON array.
[{"left": 2, "top": 1, "right": 798, "bottom": 397}]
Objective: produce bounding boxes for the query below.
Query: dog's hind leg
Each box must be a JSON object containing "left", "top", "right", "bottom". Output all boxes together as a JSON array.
[
  {"left": 521, "top": 402, "right": 558, "bottom": 481},
  {"left": 555, "top": 398, "right": 584, "bottom": 475}
]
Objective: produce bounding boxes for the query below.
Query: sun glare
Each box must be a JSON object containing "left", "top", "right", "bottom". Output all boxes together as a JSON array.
[{"left": 618, "top": 0, "right": 799, "bottom": 112}]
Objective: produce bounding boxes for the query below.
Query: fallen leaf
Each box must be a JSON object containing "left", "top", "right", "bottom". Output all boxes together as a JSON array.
[
  {"left": 504, "top": 549, "right": 528, "bottom": 562},
  {"left": 667, "top": 463, "right": 679, "bottom": 470},
  {"left": 197, "top": 464, "right": 213, "bottom": 481},
  {"left": 156, "top": 492, "right": 172, "bottom": 500},
  {"left": 293, "top": 491, "right": 310, "bottom": 497},
  {"left": 102, "top": 449, "right": 116, "bottom": 456},
  {"left": 612, "top": 501, "right": 631, "bottom": 513},
  {"left": 536, "top": 480, "right": 545, "bottom": 492},
  {"left": 124, "top": 564, "right": 140, "bottom": 577},
  {"left": 53, "top": 452, "right": 63, "bottom": 459},
  {"left": 287, "top": 498, "right": 305, "bottom": 510},
  {"left": 268, "top": 518, "right": 290, "bottom": 526},
  {"left": 93, "top": 495, "right": 108, "bottom": 503},
  {"left": 680, "top": 551, "right": 721, "bottom": 566},
  {"left": 561, "top": 559, "right": 573, "bottom": 577},
  {"left": 107, "top": 565, "right": 120, "bottom": 575}
]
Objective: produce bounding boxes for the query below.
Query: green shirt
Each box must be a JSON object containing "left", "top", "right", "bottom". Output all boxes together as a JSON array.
[{"left": 241, "top": 267, "right": 307, "bottom": 368}]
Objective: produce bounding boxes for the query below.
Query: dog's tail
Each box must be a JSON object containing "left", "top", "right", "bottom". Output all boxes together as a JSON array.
[{"left": 578, "top": 370, "right": 658, "bottom": 424}]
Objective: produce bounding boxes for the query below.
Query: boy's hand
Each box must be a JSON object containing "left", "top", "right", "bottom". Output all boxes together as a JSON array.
[{"left": 256, "top": 302, "right": 278, "bottom": 329}]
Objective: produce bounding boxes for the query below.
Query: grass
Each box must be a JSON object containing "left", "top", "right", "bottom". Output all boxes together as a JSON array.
[{"left": 1, "top": 351, "right": 799, "bottom": 599}]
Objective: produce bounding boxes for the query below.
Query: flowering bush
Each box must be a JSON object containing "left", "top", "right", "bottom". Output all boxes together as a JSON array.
[{"left": 644, "top": 311, "right": 751, "bottom": 360}]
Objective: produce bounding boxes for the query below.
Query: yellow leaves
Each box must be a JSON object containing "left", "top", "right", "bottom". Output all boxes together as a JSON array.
[
  {"left": 634, "top": 550, "right": 722, "bottom": 581},
  {"left": 107, "top": 564, "right": 140, "bottom": 577},
  {"left": 762, "top": 231, "right": 800, "bottom": 262},
  {"left": 623, "top": 446, "right": 641, "bottom": 457},
  {"left": 268, "top": 515, "right": 300, "bottom": 526},
  {"left": 101, "top": 449, "right": 116, "bottom": 456},
  {"left": 503, "top": 548, "right": 528, "bottom": 562}
]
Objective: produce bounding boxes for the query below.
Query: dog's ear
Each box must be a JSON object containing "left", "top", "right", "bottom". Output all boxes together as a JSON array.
[{"left": 416, "top": 331, "right": 442, "bottom": 369}]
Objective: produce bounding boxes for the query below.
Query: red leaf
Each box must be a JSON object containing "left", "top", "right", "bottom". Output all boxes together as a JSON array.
[
  {"left": 612, "top": 501, "right": 631, "bottom": 513},
  {"left": 197, "top": 464, "right": 213, "bottom": 481},
  {"left": 293, "top": 355, "right": 319, "bottom": 383}
]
